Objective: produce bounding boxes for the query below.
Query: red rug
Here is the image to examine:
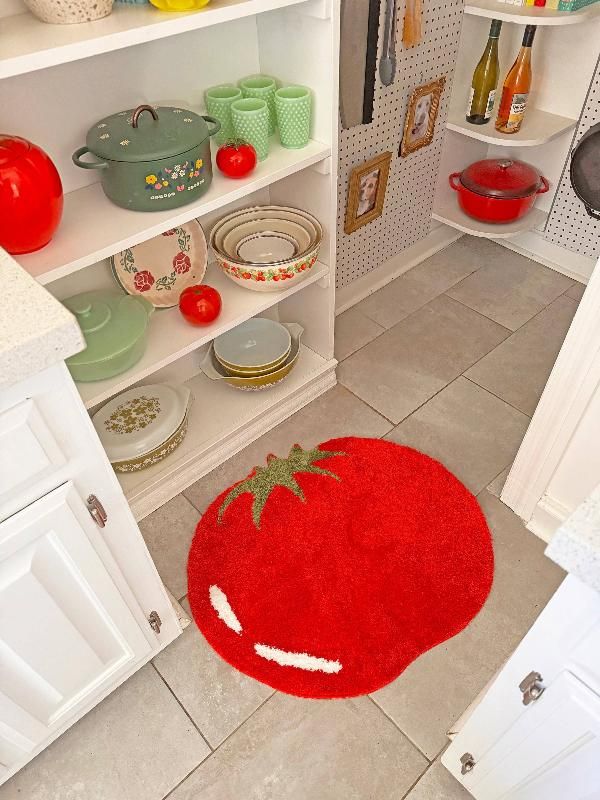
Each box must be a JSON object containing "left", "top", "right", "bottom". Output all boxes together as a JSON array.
[{"left": 187, "top": 437, "right": 494, "bottom": 699}]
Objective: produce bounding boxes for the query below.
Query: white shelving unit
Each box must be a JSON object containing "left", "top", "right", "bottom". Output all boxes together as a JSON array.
[
  {"left": 446, "top": 105, "right": 576, "bottom": 147},
  {"left": 1, "top": 0, "right": 340, "bottom": 517},
  {"left": 464, "top": 0, "right": 600, "bottom": 25}
]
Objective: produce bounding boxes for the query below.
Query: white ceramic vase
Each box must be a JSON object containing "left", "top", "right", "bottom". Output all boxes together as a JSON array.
[{"left": 23, "top": 0, "right": 114, "bottom": 24}]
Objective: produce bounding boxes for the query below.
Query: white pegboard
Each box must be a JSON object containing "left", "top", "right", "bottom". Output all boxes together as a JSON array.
[
  {"left": 336, "top": 0, "right": 464, "bottom": 288},
  {"left": 544, "top": 55, "right": 600, "bottom": 260}
]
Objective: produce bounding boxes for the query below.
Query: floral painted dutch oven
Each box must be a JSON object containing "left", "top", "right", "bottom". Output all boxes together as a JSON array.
[{"left": 72, "top": 104, "right": 220, "bottom": 212}]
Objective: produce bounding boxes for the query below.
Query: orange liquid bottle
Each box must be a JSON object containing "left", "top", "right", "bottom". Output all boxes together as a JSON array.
[{"left": 495, "top": 25, "right": 536, "bottom": 134}]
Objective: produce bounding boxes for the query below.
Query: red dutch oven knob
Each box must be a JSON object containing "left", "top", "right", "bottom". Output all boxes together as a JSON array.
[{"left": 0, "top": 135, "right": 64, "bottom": 255}]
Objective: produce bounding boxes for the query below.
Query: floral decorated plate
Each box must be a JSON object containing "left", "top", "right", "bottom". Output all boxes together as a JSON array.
[{"left": 111, "top": 220, "right": 207, "bottom": 308}]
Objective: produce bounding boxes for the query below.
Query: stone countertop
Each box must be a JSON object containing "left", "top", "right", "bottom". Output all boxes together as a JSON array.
[
  {"left": 546, "top": 485, "right": 600, "bottom": 593},
  {"left": 1, "top": 249, "right": 85, "bottom": 390}
]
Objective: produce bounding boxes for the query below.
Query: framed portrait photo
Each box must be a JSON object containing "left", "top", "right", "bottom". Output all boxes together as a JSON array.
[
  {"left": 344, "top": 151, "right": 392, "bottom": 234},
  {"left": 400, "top": 76, "right": 446, "bottom": 158}
]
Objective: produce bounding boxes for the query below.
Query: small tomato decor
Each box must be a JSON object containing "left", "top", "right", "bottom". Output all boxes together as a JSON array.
[
  {"left": 187, "top": 437, "right": 494, "bottom": 699},
  {"left": 178, "top": 284, "right": 222, "bottom": 325},
  {"left": 216, "top": 140, "right": 257, "bottom": 179}
]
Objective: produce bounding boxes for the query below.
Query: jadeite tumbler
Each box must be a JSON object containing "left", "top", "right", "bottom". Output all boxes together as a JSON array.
[
  {"left": 231, "top": 98, "right": 270, "bottom": 161},
  {"left": 205, "top": 85, "right": 242, "bottom": 146},
  {"left": 239, "top": 75, "right": 277, "bottom": 135},
  {"left": 275, "top": 86, "right": 312, "bottom": 149}
]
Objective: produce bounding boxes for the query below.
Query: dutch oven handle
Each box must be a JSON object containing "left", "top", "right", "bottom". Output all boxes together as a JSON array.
[
  {"left": 449, "top": 172, "right": 462, "bottom": 191},
  {"left": 72, "top": 146, "right": 108, "bottom": 170},
  {"left": 537, "top": 176, "right": 550, "bottom": 195},
  {"left": 131, "top": 104, "right": 159, "bottom": 127},
  {"left": 202, "top": 115, "right": 222, "bottom": 138}
]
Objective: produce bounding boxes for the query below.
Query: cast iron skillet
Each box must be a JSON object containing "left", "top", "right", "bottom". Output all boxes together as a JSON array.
[{"left": 570, "top": 122, "right": 600, "bottom": 220}]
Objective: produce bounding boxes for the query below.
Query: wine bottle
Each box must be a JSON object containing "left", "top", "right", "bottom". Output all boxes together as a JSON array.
[
  {"left": 495, "top": 25, "right": 536, "bottom": 134},
  {"left": 467, "top": 19, "right": 502, "bottom": 125}
]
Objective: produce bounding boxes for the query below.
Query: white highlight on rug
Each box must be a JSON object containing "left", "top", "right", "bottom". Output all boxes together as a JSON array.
[
  {"left": 254, "top": 643, "right": 342, "bottom": 673},
  {"left": 209, "top": 585, "right": 242, "bottom": 635}
]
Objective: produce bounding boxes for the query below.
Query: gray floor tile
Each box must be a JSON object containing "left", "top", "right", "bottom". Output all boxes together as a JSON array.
[
  {"left": 356, "top": 236, "right": 484, "bottom": 329},
  {"left": 465, "top": 296, "right": 578, "bottom": 416},
  {"left": 139, "top": 494, "right": 200, "bottom": 601},
  {"left": 406, "top": 759, "right": 472, "bottom": 799},
  {"left": 2, "top": 666, "right": 209, "bottom": 800},
  {"left": 487, "top": 466, "right": 510, "bottom": 498},
  {"left": 386, "top": 377, "right": 530, "bottom": 494},
  {"left": 334, "top": 306, "right": 385, "bottom": 361},
  {"left": 168, "top": 693, "right": 428, "bottom": 800},
  {"left": 184, "top": 383, "right": 392, "bottom": 512},
  {"left": 154, "top": 600, "right": 272, "bottom": 748},
  {"left": 337, "top": 295, "right": 509, "bottom": 424},
  {"left": 447, "top": 248, "right": 573, "bottom": 331},
  {"left": 372, "top": 493, "right": 564, "bottom": 759},
  {"left": 566, "top": 281, "right": 586, "bottom": 302}
]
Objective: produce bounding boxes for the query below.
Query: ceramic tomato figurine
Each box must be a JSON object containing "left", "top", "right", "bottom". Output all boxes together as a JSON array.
[
  {"left": 0, "top": 135, "right": 63, "bottom": 255},
  {"left": 179, "top": 284, "right": 222, "bottom": 325},
  {"left": 216, "top": 140, "right": 257, "bottom": 179}
]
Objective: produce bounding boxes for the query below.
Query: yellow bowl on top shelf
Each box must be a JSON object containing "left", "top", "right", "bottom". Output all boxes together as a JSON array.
[{"left": 149, "top": 0, "right": 210, "bottom": 10}]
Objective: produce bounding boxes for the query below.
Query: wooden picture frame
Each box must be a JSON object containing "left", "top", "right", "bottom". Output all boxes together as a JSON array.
[
  {"left": 344, "top": 152, "right": 392, "bottom": 234},
  {"left": 400, "top": 76, "right": 446, "bottom": 157}
]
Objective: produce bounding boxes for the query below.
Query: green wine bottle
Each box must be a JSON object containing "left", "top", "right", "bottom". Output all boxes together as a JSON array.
[{"left": 467, "top": 19, "right": 502, "bottom": 125}]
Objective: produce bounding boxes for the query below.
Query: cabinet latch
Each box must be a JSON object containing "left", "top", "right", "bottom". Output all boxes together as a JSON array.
[
  {"left": 460, "top": 752, "right": 476, "bottom": 775},
  {"left": 519, "top": 670, "right": 545, "bottom": 705},
  {"left": 86, "top": 494, "right": 108, "bottom": 528},
  {"left": 148, "top": 611, "right": 162, "bottom": 634}
]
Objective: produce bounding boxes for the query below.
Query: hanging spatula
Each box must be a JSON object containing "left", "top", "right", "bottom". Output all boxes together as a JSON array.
[{"left": 379, "top": 0, "right": 397, "bottom": 86}]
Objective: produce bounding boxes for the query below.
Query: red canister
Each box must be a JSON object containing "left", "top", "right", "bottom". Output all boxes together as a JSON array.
[{"left": 0, "top": 135, "right": 63, "bottom": 254}]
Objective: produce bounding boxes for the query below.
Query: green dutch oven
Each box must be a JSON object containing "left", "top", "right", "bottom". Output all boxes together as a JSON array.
[{"left": 72, "top": 104, "right": 221, "bottom": 212}]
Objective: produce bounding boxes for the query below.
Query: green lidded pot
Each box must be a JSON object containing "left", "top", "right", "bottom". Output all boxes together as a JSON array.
[
  {"left": 63, "top": 290, "right": 154, "bottom": 382},
  {"left": 72, "top": 104, "right": 221, "bottom": 212}
]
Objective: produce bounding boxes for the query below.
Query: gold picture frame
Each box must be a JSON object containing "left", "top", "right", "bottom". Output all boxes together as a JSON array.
[
  {"left": 344, "top": 151, "right": 392, "bottom": 234},
  {"left": 400, "top": 76, "right": 446, "bottom": 158}
]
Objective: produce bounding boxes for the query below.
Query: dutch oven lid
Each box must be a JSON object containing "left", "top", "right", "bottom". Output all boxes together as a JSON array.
[
  {"left": 570, "top": 122, "right": 600, "bottom": 219},
  {"left": 86, "top": 105, "right": 209, "bottom": 163},
  {"left": 63, "top": 290, "right": 153, "bottom": 367},
  {"left": 460, "top": 158, "right": 543, "bottom": 199}
]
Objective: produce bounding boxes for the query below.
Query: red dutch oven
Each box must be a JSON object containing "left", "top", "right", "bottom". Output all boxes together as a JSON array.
[
  {"left": 449, "top": 158, "right": 549, "bottom": 224},
  {"left": 0, "top": 135, "right": 63, "bottom": 255}
]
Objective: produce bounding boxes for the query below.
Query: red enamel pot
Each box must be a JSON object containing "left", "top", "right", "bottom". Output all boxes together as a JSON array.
[
  {"left": 449, "top": 158, "right": 549, "bottom": 224},
  {"left": 0, "top": 135, "right": 63, "bottom": 254}
]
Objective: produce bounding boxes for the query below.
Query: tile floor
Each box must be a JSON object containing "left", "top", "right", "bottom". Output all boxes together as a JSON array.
[{"left": 4, "top": 238, "right": 579, "bottom": 799}]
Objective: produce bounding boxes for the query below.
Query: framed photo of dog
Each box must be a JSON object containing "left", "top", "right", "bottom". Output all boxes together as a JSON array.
[
  {"left": 344, "top": 152, "right": 392, "bottom": 234},
  {"left": 400, "top": 76, "right": 446, "bottom": 157}
]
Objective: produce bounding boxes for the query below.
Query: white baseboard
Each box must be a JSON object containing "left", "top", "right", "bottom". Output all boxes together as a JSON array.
[
  {"left": 335, "top": 224, "right": 463, "bottom": 314},
  {"left": 526, "top": 494, "right": 572, "bottom": 544},
  {"left": 499, "top": 230, "right": 595, "bottom": 284}
]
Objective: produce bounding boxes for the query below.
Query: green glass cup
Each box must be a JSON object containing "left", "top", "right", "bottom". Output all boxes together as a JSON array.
[
  {"left": 239, "top": 75, "right": 277, "bottom": 135},
  {"left": 205, "top": 85, "right": 242, "bottom": 146},
  {"left": 231, "top": 98, "right": 270, "bottom": 161},
  {"left": 275, "top": 86, "right": 312, "bottom": 149}
]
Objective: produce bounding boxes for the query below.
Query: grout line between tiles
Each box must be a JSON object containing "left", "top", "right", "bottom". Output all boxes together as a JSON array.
[
  {"left": 161, "top": 690, "right": 277, "bottom": 800},
  {"left": 398, "top": 762, "right": 433, "bottom": 800},
  {"left": 151, "top": 662, "right": 214, "bottom": 753},
  {"left": 462, "top": 375, "right": 532, "bottom": 420},
  {"left": 366, "top": 695, "right": 432, "bottom": 764}
]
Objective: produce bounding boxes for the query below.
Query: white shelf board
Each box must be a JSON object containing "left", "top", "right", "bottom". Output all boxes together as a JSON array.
[
  {"left": 118, "top": 345, "right": 337, "bottom": 520},
  {"left": 446, "top": 106, "right": 577, "bottom": 147},
  {"left": 0, "top": 0, "right": 312, "bottom": 79},
  {"left": 18, "top": 139, "right": 330, "bottom": 286},
  {"left": 464, "top": 0, "right": 600, "bottom": 25},
  {"left": 432, "top": 180, "right": 548, "bottom": 238},
  {"left": 74, "top": 260, "right": 329, "bottom": 409}
]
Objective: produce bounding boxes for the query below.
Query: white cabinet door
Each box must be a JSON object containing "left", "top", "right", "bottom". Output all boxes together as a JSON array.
[
  {"left": 0, "top": 482, "right": 152, "bottom": 778},
  {"left": 457, "top": 671, "right": 600, "bottom": 800}
]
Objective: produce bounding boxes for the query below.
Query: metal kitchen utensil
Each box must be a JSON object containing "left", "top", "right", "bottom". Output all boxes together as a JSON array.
[{"left": 379, "top": 0, "right": 397, "bottom": 87}]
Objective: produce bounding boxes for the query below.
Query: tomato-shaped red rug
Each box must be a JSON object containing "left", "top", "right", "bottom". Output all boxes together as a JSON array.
[{"left": 187, "top": 437, "right": 494, "bottom": 698}]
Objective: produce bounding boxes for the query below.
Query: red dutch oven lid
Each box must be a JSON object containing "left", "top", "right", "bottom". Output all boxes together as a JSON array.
[
  {"left": 0, "top": 135, "right": 31, "bottom": 168},
  {"left": 460, "top": 158, "right": 543, "bottom": 199}
]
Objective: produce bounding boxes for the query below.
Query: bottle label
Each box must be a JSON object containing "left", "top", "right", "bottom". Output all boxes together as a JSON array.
[
  {"left": 506, "top": 93, "right": 529, "bottom": 129},
  {"left": 467, "top": 87, "right": 475, "bottom": 115},
  {"left": 484, "top": 90, "right": 496, "bottom": 119}
]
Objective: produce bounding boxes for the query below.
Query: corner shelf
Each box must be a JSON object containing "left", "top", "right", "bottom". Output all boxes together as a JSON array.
[
  {"left": 432, "top": 180, "right": 548, "bottom": 238},
  {"left": 18, "top": 139, "right": 330, "bottom": 286},
  {"left": 119, "top": 346, "right": 337, "bottom": 520},
  {"left": 446, "top": 106, "right": 577, "bottom": 147},
  {"left": 0, "top": 0, "right": 318, "bottom": 80},
  {"left": 464, "top": 0, "right": 600, "bottom": 25},
  {"left": 66, "top": 259, "right": 330, "bottom": 410}
]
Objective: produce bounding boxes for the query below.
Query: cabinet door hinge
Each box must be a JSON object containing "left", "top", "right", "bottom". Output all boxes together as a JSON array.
[
  {"left": 519, "top": 671, "right": 545, "bottom": 705},
  {"left": 148, "top": 611, "right": 162, "bottom": 634},
  {"left": 86, "top": 494, "right": 108, "bottom": 528},
  {"left": 460, "top": 752, "right": 476, "bottom": 775}
]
